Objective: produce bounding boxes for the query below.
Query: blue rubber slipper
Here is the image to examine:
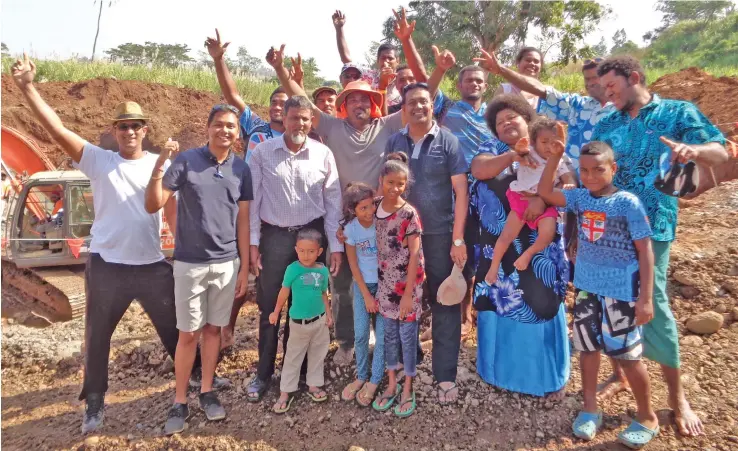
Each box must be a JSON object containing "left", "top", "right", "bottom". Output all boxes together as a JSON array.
[
  {"left": 572, "top": 410, "right": 603, "bottom": 441},
  {"left": 617, "top": 420, "right": 659, "bottom": 449}
]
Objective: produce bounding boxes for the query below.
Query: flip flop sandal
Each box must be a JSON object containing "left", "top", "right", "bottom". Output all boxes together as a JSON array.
[
  {"left": 372, "top": 384, "right": 400, "bottom": 412},
  {"left": 341, "top": 381, "right": 365, "bottom": 401},
  {"left": 393, "top": 391, "right": 416, "bottom": 418},
  {"left": 437, "top": 383, "right": 458, "bottom": 405},
  {"left": 654, "top": 153, "right": 699, "bottom": 198},
  {"left": 355, "top": 385, "right": 378, "bottom": 407},
  {"left": 307, "top": 389, "right": 328, "bottom": 403},
  {"left": 273, "top": 395, "right": 295, "bottom": 414},
  {"left": 572, "top": 410, "right": 603, "bottom": 441},
  {"left": 617, "top": 420, "right": 659, "bottom": 449}
]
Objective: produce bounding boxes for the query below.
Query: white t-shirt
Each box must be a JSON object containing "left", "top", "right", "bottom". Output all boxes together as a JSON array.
[
  {"left": 76, "top": 143, "right": 169, "bottom": 265},
  {"left": 509, "top": 148, "right": 569, "bottom": 194}
]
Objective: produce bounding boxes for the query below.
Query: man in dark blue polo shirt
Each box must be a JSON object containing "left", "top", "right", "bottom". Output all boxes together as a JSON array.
[
  {"left": 145, "top": 104, "right": 252, "bottom": 434},
  {"left": 384, "top": 83, "right": 469, "bottom": 404}
]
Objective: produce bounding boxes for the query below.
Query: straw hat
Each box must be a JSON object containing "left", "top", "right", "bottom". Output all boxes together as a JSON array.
[
  {"left": 111, "top": 101, "right": 149, "bottom": 123},
  {"left": 335, "top": 80, "right": 383, "bottom": 109}
]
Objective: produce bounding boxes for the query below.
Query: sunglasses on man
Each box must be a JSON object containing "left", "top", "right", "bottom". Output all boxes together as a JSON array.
[
  {"left": 583, "top": 57, "right": 605, "bottom": 66},
  {"left": 115, "top": 122, "right": 144, "bottom": 132}
]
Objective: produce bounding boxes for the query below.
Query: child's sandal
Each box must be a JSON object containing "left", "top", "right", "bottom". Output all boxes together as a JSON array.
[
  {"left": 572, "top": 410, "right": 603, "bottom": 441},
  {"left": 341, "top": 381, "right": 365, "bottom": 401},
  {"left": 356, "top": 384, "right": 377, "bottom": 407},
  {"left": 393, "top": 391, "right": 416, "bottom": 418},
  {"left": 273, "top": 394, "right": 295, "bottom": 414},
  {"left": 307, "top": 388, "right": 328, "bottom": 403},
  {"left": 617, "top": 420, "right": 659, "bottom": 449},
  {"left": 372, "top": 384, "right": 400, "bottom": 412}
]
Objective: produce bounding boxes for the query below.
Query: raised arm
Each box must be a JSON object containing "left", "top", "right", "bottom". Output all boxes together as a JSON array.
[
  {"left": 11, "top": 54, "right": 86, "bottom": 163},
  {"left": 428, "top": 46, "right": 456, "bottom": 98},
  {"left": 332, "top": 10, "right": 352, "bottom": 64},
  {"left": 206, "top": 29, "right": 247, "bottom": 113},
  {"left": 144, "top": 140, "right": 179, "bottom": 213},
  {"left": 474, "top": 48, "right": 547, "bottom": 99},
  {"left": 537, "top": 123, "right": 569, "bottom": 207},
  {"left": 393, "top": 7, "right": 428, "bottom": 82},
  {"left": 266, "top": 44, "right": 323, "bottom": 126}
]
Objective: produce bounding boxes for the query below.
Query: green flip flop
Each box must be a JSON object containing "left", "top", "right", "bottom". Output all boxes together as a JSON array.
[
  {"left": 372, "top": 383, "right": 400, "bottom": 412},
  {"left": 307, "top": 388, "right": 328, "bottom": 403},
  {"left": 393, "top": 391, "right": 416, "bottom": 418}
]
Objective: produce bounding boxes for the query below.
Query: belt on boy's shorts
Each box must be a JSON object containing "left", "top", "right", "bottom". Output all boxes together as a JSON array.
[{"left": 291, "top": 312, "right": 325, "bottom": 325}]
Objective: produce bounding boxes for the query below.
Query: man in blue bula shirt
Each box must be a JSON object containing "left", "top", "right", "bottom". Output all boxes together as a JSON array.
[
  {"left": 145, "top": 104, "right": 252, "bottom": 434},
  {"left": 592, "top": 56, "right": 728, "bottom": 437}
]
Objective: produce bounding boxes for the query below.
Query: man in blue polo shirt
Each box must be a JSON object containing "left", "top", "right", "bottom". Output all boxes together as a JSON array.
[
  {"left": 385, "top": 83, "right": 469, "bottom": 405},
  {"left": 145, "top": 104, "right": 252, "bottom": 434}
]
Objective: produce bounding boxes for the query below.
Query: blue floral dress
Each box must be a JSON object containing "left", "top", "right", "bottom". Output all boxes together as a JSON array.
[{"left": 471, "top": 139, "right": 570, "bottom": 396}]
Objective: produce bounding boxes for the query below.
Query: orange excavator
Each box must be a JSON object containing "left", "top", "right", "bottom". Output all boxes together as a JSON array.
[{"left": 1, "top": 126, "right": 175, "bottom": 321}]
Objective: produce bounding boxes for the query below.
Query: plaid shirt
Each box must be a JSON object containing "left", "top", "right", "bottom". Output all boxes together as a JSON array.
[{"left": 248, "top": 135, "right": 343, "bottom": 251}]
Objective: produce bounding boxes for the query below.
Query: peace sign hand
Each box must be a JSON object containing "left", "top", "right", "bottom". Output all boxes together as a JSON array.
[
  {"left": 11, "top": 52, "right": 36, "bottom": 89},
  {"left": 472, "top": 48, "right": 502, "bottom": 75},
  {"left": 393, "top": 7, "right": 416, "bottom": 41},
  {"left": 204, "top": 29, "right": 231, "bottom": 60},
  {"left": 431, "top": 45, "right": 456, "bottom": 72}
]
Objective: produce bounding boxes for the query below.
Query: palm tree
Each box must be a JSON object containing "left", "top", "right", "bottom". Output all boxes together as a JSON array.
[{"left": 91, "top": 1, "right": 116, "bottom": 62}]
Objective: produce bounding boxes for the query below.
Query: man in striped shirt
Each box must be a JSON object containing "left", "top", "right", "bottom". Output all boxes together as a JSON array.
[{"left": 245, "top": 95, "right": 343, "bottom": 402}]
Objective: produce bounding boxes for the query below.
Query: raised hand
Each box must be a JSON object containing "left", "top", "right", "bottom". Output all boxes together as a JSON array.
[
  {"left": 392, "top": 7, "right": 416, "bottom": 41},
  {"left": 204, "top": 29, "right": 231, "bottom": 60},
  {"left": 472, "top": 48, "right": 502, "bottom": 75},
  {"left": 290, "top": 53, "right": 304, "bottom": 88},
  {"left": 11, "top": 53, "right": 36, "bottom": 88},
  {"left": 159, "top": 137, "right": 180, "bottom": 163},
  {"left": 660, "top": 136, "right": 699, "bottom": 164},
  {"left": 332, "top": 10, "right": 346, "bottom": 29},
  {"left": 377, "top": 61, "right": 396, "bottom": 89},
  {"left": 550, "top": 122, "right": 567, "bottom": 157},
  {"left": 266, "top": 44, "right": 286, "bottom": 69},
  {"left": 431, "top": 45, "right": 456, "bottom": 72},
  {"left": 513, "top": 137, "right": 530, "bottom": 154}
]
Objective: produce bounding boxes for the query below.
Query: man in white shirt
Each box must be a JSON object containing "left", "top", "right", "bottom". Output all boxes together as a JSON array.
[
  {"left": 9, "top": 54, "right": 219, "bottom": 435},
  {"left": 245, "top": 95, "right": 343, "bottom": 402}
]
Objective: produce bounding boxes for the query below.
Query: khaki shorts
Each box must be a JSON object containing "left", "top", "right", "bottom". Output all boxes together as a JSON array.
[{"left": 173, "top": 258, "right": 239, "bottom": 332}]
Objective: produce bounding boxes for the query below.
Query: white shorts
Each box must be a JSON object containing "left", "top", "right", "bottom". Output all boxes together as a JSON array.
[{"left": 173, "top": 258, "right": 240, "bottom": 332}]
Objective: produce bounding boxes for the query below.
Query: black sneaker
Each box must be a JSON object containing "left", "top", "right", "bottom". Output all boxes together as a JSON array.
[
  {"left": 199, "top": 391, "right": 226, "bottom": 421},
  {"left": 164, "top": 402, "right": 189, "bottom": 435},
  {"left": 81, "top": 393, "right": 104, "bottom": 434},
  {"left": 189, "top": 369, "right": 232, "bottom": 391}
]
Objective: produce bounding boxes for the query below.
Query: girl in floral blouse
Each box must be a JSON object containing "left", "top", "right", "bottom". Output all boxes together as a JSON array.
[{"left": 371, "top": 153, "right": 425, "bottom": 418}]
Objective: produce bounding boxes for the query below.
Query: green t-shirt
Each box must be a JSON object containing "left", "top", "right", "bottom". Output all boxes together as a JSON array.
[{"left": 282, "top": 261, "right": 330, "bottom": 320}]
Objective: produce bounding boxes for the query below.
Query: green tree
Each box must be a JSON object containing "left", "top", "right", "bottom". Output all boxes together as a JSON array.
[
  {"left": 105, "top": 42, "right": 194, "bottom": 67},
  {"left": 645, "top": 0, "right": 734, "bottom": 42},
  {"left": 1, "top": 42, "right": 9, "bottom": 58},
  {"left": 235, "top": 46, "right": 263, "bottom": 74},
  {"left": 592, "top": 37, "right": 608, "bottom": 57},
  {"left": 380, "top": 0, "right": 609, "bottom": 72}
]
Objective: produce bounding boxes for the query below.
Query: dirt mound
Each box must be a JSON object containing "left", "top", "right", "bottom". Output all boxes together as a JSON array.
[
  {"left": 650, "top": 67, "right": 738, "bottom": 141},
  {"left": 1, "top": 75, "right": 269, "bottom": 168}
]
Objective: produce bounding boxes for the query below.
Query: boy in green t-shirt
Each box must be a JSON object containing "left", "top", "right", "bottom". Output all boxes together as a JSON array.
[{"left": 269, "top": 229, "right": 333, "bottom": 413}]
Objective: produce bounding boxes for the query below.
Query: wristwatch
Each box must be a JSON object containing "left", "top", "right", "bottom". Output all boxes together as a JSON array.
[{"left": 453, "top": 239, "right": 465, "bottom": 247}]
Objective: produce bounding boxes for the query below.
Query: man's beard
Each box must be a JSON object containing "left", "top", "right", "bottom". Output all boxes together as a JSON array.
[{"left": 290, "top": 133, "right": 306, "bottom": 145}]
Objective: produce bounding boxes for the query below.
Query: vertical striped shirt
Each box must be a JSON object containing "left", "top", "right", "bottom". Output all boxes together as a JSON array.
[{"left": 249, "top": 135, "right": 343, "bottom": 251}]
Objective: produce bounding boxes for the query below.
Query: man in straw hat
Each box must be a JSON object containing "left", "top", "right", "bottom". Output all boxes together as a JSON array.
[
  {"left": 10, "top": 54, "right": 223, "bottom": 435},
  {"left": 265, "top": 44, "right": 404, "bottom": 369}
]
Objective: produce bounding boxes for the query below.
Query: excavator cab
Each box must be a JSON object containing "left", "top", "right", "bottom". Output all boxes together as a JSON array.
[{"left": 5, "top": 171, "right": 93, "bottom": 268}]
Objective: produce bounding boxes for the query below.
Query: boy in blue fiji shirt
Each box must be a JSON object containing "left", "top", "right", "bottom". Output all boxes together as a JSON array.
[{"left": 538, "top": 124, "right": 659, "bottom": 449}]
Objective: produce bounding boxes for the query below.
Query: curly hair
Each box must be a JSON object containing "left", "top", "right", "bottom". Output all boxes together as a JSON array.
[
  {"left": 597, "top": 56, "right": 646, "bottom": 85},
  {"left": 485, "top": 94, "right": 537, "bottom": 138},
  {"left": 529, "top": 117, "right": 558, "bottom": 146}
]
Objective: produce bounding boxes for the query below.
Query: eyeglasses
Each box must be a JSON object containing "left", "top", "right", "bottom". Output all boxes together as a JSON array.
[
  {"left": 583, "top": 57, "right": 605, "bottom": 66},
  {"left": 116, "top": 122, "right": 144, "bottom": 132},
  {"left": 401, "top": 82, "right": 429, "bottom": 97}
]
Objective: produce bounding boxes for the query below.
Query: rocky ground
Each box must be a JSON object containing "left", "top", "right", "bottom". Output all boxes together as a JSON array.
[{"left": 2, "top": 181, "right": 737, "bottom": 451}]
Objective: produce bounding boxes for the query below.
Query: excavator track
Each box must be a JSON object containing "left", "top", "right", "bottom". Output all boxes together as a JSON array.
[{"left": 1, "top": 259, "right": 86, "bottom": 322}]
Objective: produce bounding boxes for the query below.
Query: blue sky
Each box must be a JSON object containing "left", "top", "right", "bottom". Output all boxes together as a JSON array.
[{"left": 2, "top": 0, "right": 663, "bottom": 78}]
